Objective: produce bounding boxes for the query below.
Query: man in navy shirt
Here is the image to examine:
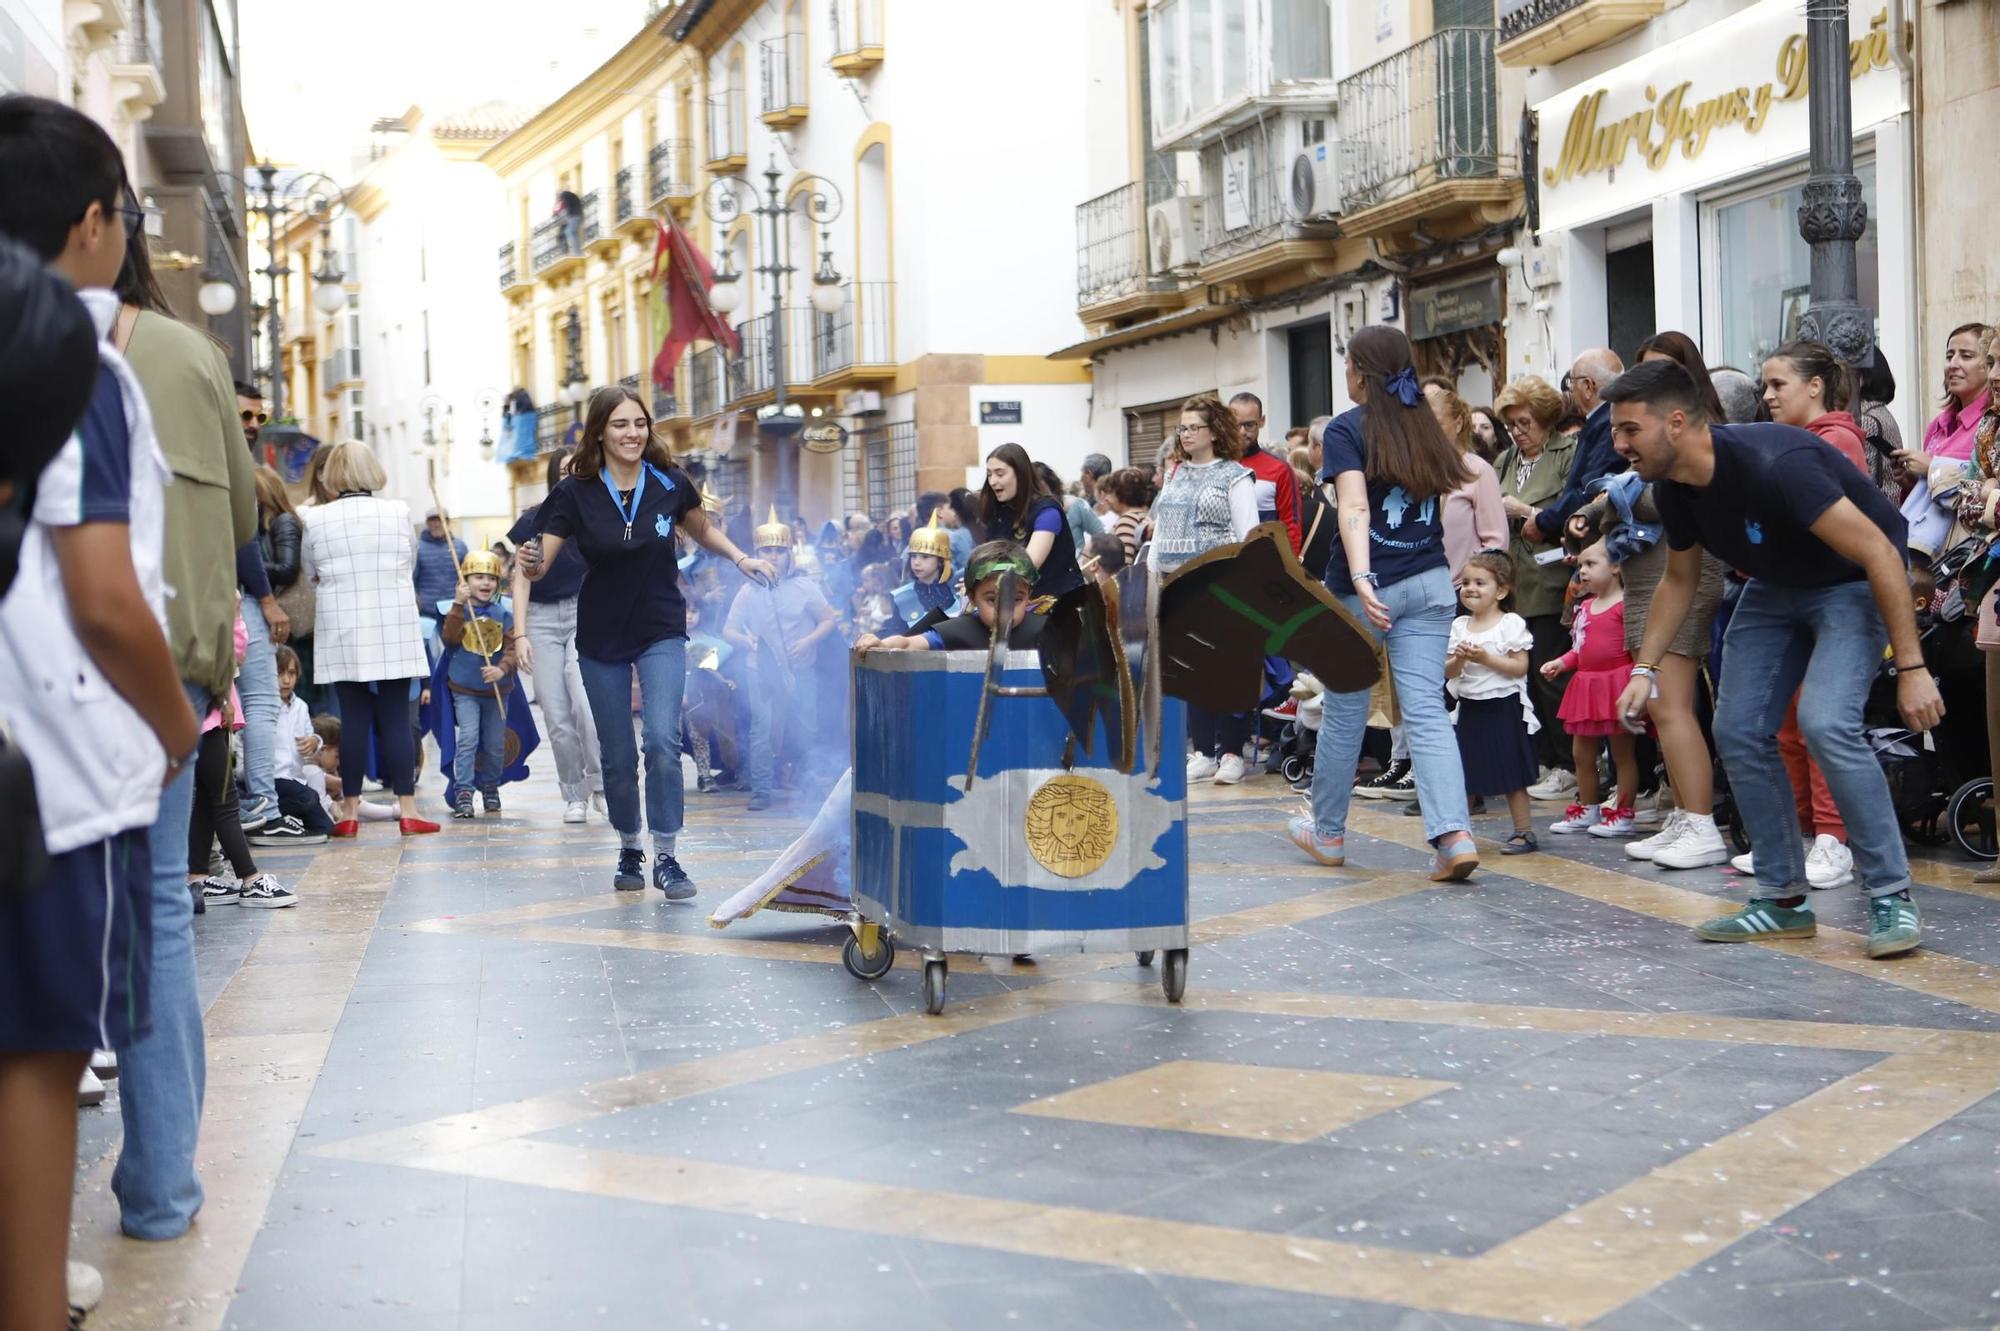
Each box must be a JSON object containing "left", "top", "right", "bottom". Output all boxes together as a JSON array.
[{"left": 1604, "top": 358, "right": 1941, "bottom": 960}]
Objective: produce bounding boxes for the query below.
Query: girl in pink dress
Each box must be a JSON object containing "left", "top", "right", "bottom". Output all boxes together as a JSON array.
[{"left": 1540, "top": 542, "right": 1641, "bottom": 837}]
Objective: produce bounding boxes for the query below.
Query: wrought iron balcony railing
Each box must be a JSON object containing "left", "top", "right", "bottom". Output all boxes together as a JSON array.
[
  {"left": 614, "top": 167, "right": 638, "bottom": 226},
  {"left": 760, "top": 33, "right": 808, "bottom": 120},
  {"left": 497, "top": 241, "right": 518, "bottom": 290},
  {"left": 706, "top": 91, "right": 745, "bottom": 164},
  {"left": 809, "top": 281, "right": 894, "bottom": 379},
  {"left": 649, "top": 139, "right": 693, "bottom": 205},
  {"left": 1076, "top": 178, "right": 1185, "bottom": 307},
  {"left": 530, "top": 214, "right": 581, "bottom": 274},
  {"left": 1336, "top": 26, "right": 1503, "bottom": 215}
]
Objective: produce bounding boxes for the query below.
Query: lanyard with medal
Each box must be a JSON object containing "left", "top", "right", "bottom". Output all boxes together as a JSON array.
[{"left": 604, "top": 465, "right": 647, "bottom": 541}]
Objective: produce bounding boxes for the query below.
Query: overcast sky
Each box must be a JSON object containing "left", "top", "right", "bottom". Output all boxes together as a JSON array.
[{"left": 239, "top": 0, "right": 649, "bottom": 171}]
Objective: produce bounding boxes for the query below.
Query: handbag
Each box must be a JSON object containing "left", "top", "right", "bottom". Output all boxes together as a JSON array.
[
  {"left": 0, "top": 718, "right": 51, "bottom": 897},
  {"left": 275, "top": 574, "right": 315, "bottom": 639}
]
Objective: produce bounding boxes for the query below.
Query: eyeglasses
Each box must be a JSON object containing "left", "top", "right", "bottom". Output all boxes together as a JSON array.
[
  {"left": 1176, "top": 423, "right": 1211, "bottom": 437},
  {"left": 241, "top": 409, "right": 269, "bottom": 427}
]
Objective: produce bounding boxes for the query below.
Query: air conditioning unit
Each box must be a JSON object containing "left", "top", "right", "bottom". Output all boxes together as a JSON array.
[
  {"left": 1145, "top": 196, "right": 1201, "bottom": 275},
  {"left": 1289, "top": 143, "right": 1341, "bottom": 220},
  {"left": 841, "top": 388, "right": 884, "bottom": 417}
]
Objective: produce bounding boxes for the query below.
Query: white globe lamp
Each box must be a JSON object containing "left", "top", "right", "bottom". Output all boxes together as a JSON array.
[
  {"left": 810, "top": 278, "right": 844, "bottom": 315},
  {"left": 197, "top": 279, "right": 238, "bottom": 316},
  {"left": 312, "top": 279, "right": 346, "bottom": 315},
  {"left": 707, "top": 274, "right": 743, "bottom": 316}
]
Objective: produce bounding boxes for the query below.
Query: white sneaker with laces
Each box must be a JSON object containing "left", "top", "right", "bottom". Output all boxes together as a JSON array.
[
  {"left": 1186, "top": 753, "right": 1219, "bottom": 781},
  {"left": 1214, "top": 754, "right": 1247, "bottom": 785},
  {"left": 1548, "top": 802, "right": 1602, "bottom": 834},
  {"left": 1587, "top": 806, "right": 1638, "bottom": 838},
  {"left": 1730, "top": 849, "right": 1756, "bottom": 874},
  {"left": 1653, "top": 815, "right": 1733, "bottom": 870},
  {"left": 1528, "top": 768, "right": 1579, "bottom": 801},
  {"left": 563, "top": 801, "right": 588, "bottom": 824},
  {"left": 1624, "top": 811, "right": 1687, "bottom": 861},
  {"left": 1805, "top": 834, "right": 1855, "bottom": 889}
]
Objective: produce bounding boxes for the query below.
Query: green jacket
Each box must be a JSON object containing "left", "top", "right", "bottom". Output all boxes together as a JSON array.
[
  {"left": 121, "top": 311, "right": 258, "bottom": 696},
  {"left": 1494, "top": 430, "right": 1578, "bottom": 619}
]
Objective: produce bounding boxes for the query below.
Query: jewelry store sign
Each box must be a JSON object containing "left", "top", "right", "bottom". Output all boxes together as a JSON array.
[{"left": 1532, "top": 1, "right": 1905, "bottom": 233}]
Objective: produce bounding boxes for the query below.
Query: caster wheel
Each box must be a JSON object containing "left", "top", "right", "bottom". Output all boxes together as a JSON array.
[
  {"left": 1161, "top": 948, "right": 1188, "bottom": 1004},
  {"left": 1948, "top": 776, "right": 1997, "bottom": 861},
  {"left": 1136, "top": 950, "right": 1156, "bottom": 967},
  {"left": 1281, "top": 756, "right": 1307, "bottom": 784},
  {"left": 842, "top": 930, "right": 895, "bottom": 981},
  {"left": 922, "top": 958, "right": 947, "bottom": 1015}
]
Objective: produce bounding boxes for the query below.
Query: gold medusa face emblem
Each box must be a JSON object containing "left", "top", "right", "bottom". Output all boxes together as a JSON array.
[
  {"left": 1023, "top": 775, "right": 1119, "bottom": 879},
  {"left": 460, "top": 616, "right": 506, "bottom": 657}
]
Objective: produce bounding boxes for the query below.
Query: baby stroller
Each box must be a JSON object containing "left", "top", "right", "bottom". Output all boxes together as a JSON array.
[
  {"left": 1265, "top": 671, "right": 1322, "bottom": 788},
  {"left": 1899, "top": 534, "right": 1996, "bottom": 859}
]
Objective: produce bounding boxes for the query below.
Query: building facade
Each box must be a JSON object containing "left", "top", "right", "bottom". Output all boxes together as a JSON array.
[
  {"left": 1062, "top": 0, "right": 1527, "bottom": 468},
  {"left": 485, "top": 0, "right": 1113, "bottom": 525}
]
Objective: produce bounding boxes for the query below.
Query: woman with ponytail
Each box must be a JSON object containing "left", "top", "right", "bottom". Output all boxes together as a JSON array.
[{"left": 1291, "top": 325, "right": 1480, "bottom": 881}]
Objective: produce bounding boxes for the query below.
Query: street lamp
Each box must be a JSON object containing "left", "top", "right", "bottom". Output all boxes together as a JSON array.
[
  {"left": 1795, "top": 0, "right": 1874, "bottom": 368},
  {"left": 561, "top": 305, "right": 590, "bottom": 432},
  {"left": 217, "top": 162, "right": 350, "bottom": 423},
  {"left": 702, "top": 157, "right": 844, "bottom": 521}
]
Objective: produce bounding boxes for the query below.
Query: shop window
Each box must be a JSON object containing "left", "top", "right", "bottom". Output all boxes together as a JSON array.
[{"left": 1709, "top": 162, "right": 1878, "bottom": 376}]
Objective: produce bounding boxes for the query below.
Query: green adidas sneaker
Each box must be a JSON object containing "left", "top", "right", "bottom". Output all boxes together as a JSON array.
[
  {"left": 1866, "top": 893, "right": 1921, "bottom": 959},
  {"left": 1695, "top": 898, "right": 1817, "bottom": 943}
]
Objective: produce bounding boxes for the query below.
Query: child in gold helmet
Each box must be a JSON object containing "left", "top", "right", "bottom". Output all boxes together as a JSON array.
[{"left": 440, "top": 548, "right": 518, "bottom": 818}]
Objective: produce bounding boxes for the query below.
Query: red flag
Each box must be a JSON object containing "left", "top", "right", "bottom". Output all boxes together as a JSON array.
[{"left": 651, "top": 218, "right": 739, "bottom": 395}]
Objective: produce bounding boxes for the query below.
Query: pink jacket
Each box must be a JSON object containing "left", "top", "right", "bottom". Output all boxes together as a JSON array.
[
  {"left": 201, "top": 615, "right": 249, "bottom": 734},
  {"left": 1443, "top": 453, "right": 1508, "bottom": 583},
  {"left": 1808, "top": 412, "right": 1868, "bottom": 473},
  {"left": 1924, "top": 389, "right": 1992, "bottom": 463}
]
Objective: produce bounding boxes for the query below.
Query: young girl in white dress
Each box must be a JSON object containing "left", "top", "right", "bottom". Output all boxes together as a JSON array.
[{"left": 1445, "top": 550, "right": 1540, "bottom": 854}]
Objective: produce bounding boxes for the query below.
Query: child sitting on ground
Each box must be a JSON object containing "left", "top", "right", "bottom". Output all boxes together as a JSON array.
[
  {"left": 266, "top": 644, "right": 333, "bottom": 841},
  {"left": 302, "top": 714, "right": 396, "bottom": 824},
  {"left": 857, "top": 540, "right": 1045, "bottom": 654},
  {"left": 439, "top": 550, "right": 518, "bottom": 819}
]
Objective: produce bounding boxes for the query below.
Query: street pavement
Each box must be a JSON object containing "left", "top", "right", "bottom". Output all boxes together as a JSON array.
[{"left": 69, "top": 763, "right": 2000, "bottom": 1330}]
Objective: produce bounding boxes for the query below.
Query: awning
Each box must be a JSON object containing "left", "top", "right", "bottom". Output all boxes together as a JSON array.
[{"left": 1047, "top": 301, "right": 1240, "bottom": 361}]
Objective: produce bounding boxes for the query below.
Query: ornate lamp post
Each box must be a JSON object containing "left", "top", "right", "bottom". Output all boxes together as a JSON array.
[
  {"left": 219, "top": 164, "right": 349, "bottom": 423},
  {"left": 1795, "top": 0, "right": 1874, "bottom": 369},
  {"left": 701, "top": 157, "right": 844, "bottom": 520},
  {"left": 561, "top": 305, "right": 590, "bottom": 430}
]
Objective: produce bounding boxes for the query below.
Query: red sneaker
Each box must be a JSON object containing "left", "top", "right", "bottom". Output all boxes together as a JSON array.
[
  {"left": 330, "top": 820, "right": 360, "bottom": 839},
  {"left": 1260, "top": 698, "right": 1299, "bottom": 723},
  {"left": 399, "top": 816, "right": 440, "bottom": 836}
]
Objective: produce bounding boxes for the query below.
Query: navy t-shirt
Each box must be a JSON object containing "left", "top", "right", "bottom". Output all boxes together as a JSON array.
[
  {"left": 1318, "top": 405, "right": 1448, "bottom": 596},
  {"left": 509, "top": 503, "right": 587, "bottom": 603},
  {"left": 1653, "top": 423, "right": 1907, "bottom": 587},
  {"left": 538, "top": 463, "right": 701, "bottom": 662}
]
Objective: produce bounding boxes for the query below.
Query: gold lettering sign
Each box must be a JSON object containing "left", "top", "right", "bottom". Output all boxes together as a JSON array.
[{"left": 1543, "top": 8, "right": 1897, "bottom": 189}]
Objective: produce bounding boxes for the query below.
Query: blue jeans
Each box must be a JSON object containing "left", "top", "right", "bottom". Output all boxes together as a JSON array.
[
  {"left": 1311, "top": 565, "right": 1470, "bottom": 846},
  {"left": 577, "top": 637, "right": 686, "bottom": 849},
  {"left": 747, "top": 665, "right": 814, "bottom": 797},
  {"left": 113, "top": 682, "right": 207, "bottom": 1239},
  {"left": 237, "top": 594, "right": 280, "bottom": 818},
  {"left": 452, "top": 691, "right": 505, "bottom": 793},
  {"left": 1714, "top": 578, "right": 1910, "bottom": 898}
]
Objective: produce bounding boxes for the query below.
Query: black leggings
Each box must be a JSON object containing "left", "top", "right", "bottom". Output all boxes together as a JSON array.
[
  {"left": 334, "top": 680, "right": 418, "bottom": 800},
  {"left": 188, "top": 729, "right": 256, "bottom": 879},
  {"left": 1190, "top": 707, "right": 1253, "bottom": 762}
]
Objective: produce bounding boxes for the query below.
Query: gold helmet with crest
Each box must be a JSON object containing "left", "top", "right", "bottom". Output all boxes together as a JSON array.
[
  {"left": 753, "top": 505, "right": 794, "bottom": 551},
  {"left": 907, "top": 508, "right": 954, "bottom": 580},
  {"left": 461, "top": 550, "right": 505, "bottom": 579}
]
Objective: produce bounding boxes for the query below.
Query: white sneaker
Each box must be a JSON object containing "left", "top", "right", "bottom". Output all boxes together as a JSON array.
[
  {"left": 90, "top": 1048, "right": 117, "bottom": 1080},
  {"left": 1634, "top": 787, "right": 1672, "bottom": 828},
  {"left": 1624, "top": 811, "right": 1687, "bottom": 861},
  {"left": 1186, "top": 753, "right": 1219, "bottom": 782},
  {"left": 1548, "top": 802, "right": 1602, "bottom": 834},
  {"left": 1528, "top": 768, "right": 1579, "bottom": 801},
  {"left": 1653, "top": 815, "right": 1733, "bottom": 870},
  {"left": 68, "top": 1261, "right": 103, "bottom": 1314},
  {"left": 1805, "top": 834, "right": 1855, "bottom": 889},
  {"left": 78, "top": 1066, "right": 106, "bottom": 1107},
  {"left": 1730, "top": 850, "right": 1756, "bottom": 874},
  {"left": 1587, "top": 806, "right": 1638, "bottom": 837},
  {"left": 563, "top": 801, "right": 588, "bottom": 824},
  {"left": 1214, "top": 754, "right": 1247, "bottom": 785}
]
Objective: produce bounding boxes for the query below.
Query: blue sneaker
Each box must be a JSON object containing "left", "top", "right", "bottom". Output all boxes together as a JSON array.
[
  {"left": 1288, "top": 816, "right": 1344, "bottom": 866},
  {"left": 1866, "top": 893, "right": 1920, "bottom": 959}
]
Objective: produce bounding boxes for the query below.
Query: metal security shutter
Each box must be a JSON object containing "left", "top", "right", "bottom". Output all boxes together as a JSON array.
[{"left": 1124, "top": 391, "right": 1213, "bottom": 472}]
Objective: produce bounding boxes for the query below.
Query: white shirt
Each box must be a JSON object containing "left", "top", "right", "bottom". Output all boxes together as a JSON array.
[
  {"left": 274, "top": 693, "right": 314, "bottom": 783},
  {"left": 1448, "top": 611, "right": 1539, "bottom": 734}
]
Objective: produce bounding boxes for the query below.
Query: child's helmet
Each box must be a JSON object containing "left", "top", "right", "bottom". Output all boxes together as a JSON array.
[
  {"left": 908, "top": 509, "right": 954, "bottom": 581},
  {"left": 462, "top": 550, "right": 505, "bottom": 579},
  {"left": 754, "top": 504, "right": 794, "bottom": 550}
]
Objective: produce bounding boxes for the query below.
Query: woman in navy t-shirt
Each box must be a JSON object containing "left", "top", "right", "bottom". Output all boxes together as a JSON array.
[
  {"left": 977, "top": 443, "right": 1084, "bottom": 597},
  {"left": 1293, "top": 325, "right": 1480, "bottom": 882},
  {"left": 525, "top": 385, "right": 776, "bottom": 897}
]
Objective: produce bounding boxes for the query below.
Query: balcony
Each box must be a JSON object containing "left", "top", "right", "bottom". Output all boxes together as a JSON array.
[
  {"left": 687, "top": 344, "right": 735, "bottom": 419},
  {"left": 319, "top": 347, "right": 361, "bottom": 395},
  {"left": 530, "top": 214, "right": 585, "bottom": 282},
  {"left": 107, "top": 0, "right": 164, "bottom": 121},
  {"left": 759, "top": 33, "right": 809, "bottom": 128},
  {"left": 1496, "top": 0, "right": 1669, "bottom": 68},
  {"left": 705, "top": 92, "right": 747, "bottom": 173},
  {"left": 535, "top": 404, "right": 576, "bottom": 455},
  {"left": 728, "top": 307, "right": 824, "bottom": 401},
  {"left": 1335, "top": 27, "right": 1520, "bottom": 238},
  {"left": 1195, "top": 136, "right": 1339, "bottom": 286},
  {"left": 581, "top": 189, "right": 619, "bottom": 258},
  {"left": 828, "top": 0, "right": 883, "bottom": 73},
  {"left": 498, "top": 241, "right": 531, "bottom": 296},
  {"left": 1075, "top": 179, "right": 1191, "bottom": 325},
  {"left": 649, "top": 139, "right": 695, "bottom": 209},
  {"left": 613, "top": 166, "right": 651, "bottom": 239},
  {"left": 809, "top": 281, "right": 895, "bottom": 387}
]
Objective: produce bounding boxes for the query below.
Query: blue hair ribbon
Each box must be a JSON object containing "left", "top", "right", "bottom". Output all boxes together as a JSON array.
[{"left": 1384, "top": 365, "right": 1423, "bottom": 408}]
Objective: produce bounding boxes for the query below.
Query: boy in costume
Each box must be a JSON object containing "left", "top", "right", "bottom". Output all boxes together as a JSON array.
[
  {"left": 723, "top": 507, "right": 838, "bottom": 811},
  {"left": 890, "top": 509, "right": 964, "bottom": 628},
  {"left": 859, "top": 540, "right": 1044, "bottom": 653},
  {"left": 438, "top": 549, "right": 518, "bottom": 818}
]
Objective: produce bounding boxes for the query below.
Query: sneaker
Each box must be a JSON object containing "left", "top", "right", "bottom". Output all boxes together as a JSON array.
[
  {"left": 1548, "top": 803, "right": 1602, "bottom": 834},
  {"left": 237, "top": 873, "right": 297, "bottom": 909},
  {"left": 452, "top": 795, "right": 476, "bottom": 820},
  {"left": 1287, "top": 815, "right": 1344, "bottom": 866},
  {"left": 250, "top": 815, "right": 326, "bottom": 847},
  {"left": 1730, "top": 850, "right": 1756, "bottom": 874},
  {"left": 1587, "top": 806, "right": 1637, "bottom": 838},
  {"left": 1430, "top": 831, "right": 1479, "bottom": 882},
  {"left": 90, "top": 1049, "right": 117, "bottom": 1081},
  {"left": 1501, "top": 830, "right": 1539, "bottom": 855},
  {"left": 1866, "top": 892, "right": 1921, "bottom": 958},
  {"left": 747, "top": 792, "right": 772, "bottom": 811},
  {"left": 1289, "top": 771, "right": 1313, "bottom": 794},
  {"left": 1186, "top": 753, "right": 1219, "bottom": 782},
  {"left": 1214, "top": 754, "right": 1247, "bottom": 785},
  {"left": 563, "top": 801, "right": 588, "bottom": 824},
  {"left": 1804, "top": 834, "right": 1855, "bottom": 890},
  {"left": 482, "top": 790, "right": 502, "bottom": 814},
  {"left": 697, "top": 774, "right": 719, "bottom": 794},
  {"left": 1352, "top": 758, "right": 1411, "bottom": 800},
  {"left": 77, "top": 1066, "right": 106, "bottom": 1107},
  {"left": 68, "top": 1261, "right": 103, "bottom": 1315},
  {"left": 1261, "top": 698, "right": 1298, "bottom": 723},
  {"left": 1527, "top": 767, "right": 1579, "bottom": 801},
  {"left": 614, "top": 847, "right": 646, "bottom": 891},
  {"left": 196, "top": 875, "right": 239, "bottom": 906},
  {"left": 1634, "top": 787, "right": 1672, "bottom": 828},
  {"left": 654, "top": 854, "right": 697, "bottom": 900},
  {"left": 1652, "top": 816, "right": 1734, "bottom": 870},
  {"left": 1695, "top": 897, "right": 1817, "bottom": 942},
  {"left": 1624, "top": 811, "right": 1687, "bottom": 861},
  {"left": 591, "top": 792, "right": 609, "bottom": 816}
]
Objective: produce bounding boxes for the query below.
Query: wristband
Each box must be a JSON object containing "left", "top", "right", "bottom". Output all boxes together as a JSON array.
[
  {"left": 1889, "top": 661, "right": 1929, "bottom": 676},
  {"left": 1628, "top": 664, "right": 1657, "bottom": 679},
  {"left": 1352, "top": 570, "right": 1379, "bottom": 587}
]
